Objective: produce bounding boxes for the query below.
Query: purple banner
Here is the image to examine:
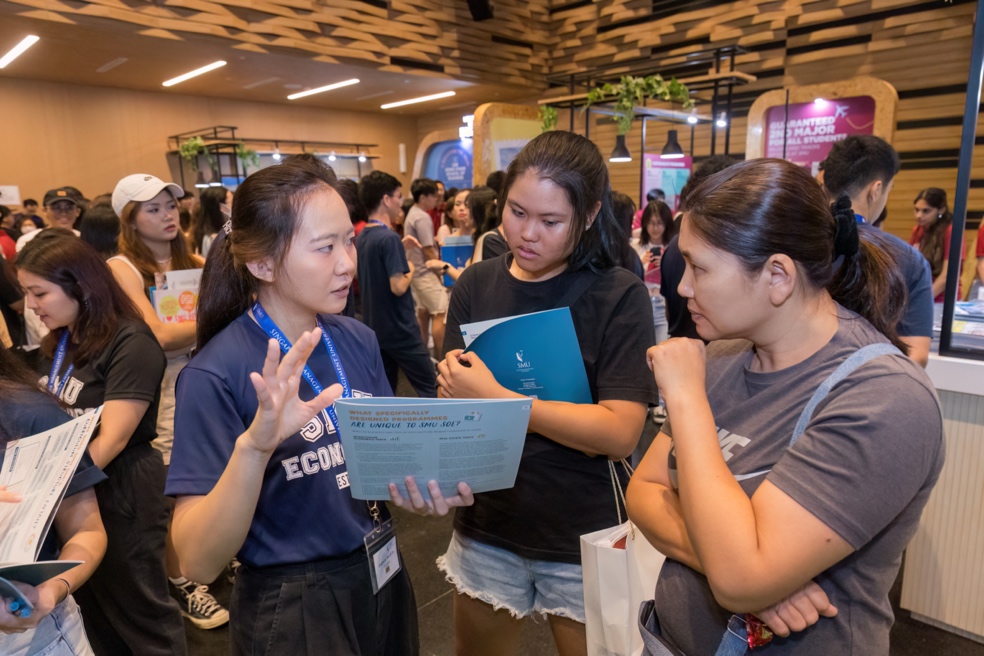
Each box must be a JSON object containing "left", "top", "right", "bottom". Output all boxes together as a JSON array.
[{"left": 765, "top": 96, "right": 876, "bottom": 173}]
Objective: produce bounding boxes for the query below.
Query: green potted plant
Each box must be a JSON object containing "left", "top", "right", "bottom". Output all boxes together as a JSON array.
[
  {"left": 539, "top": 75, "right": 694, "bottom": 134},
  {"left": 178, "top": 136, "right": 214, "bottom": 172},
  {"left": 235, "top": 141, "right": 260, "bottom": 175},
  {"left": 585, "top": 75, "right": 694, "bottom": 135}
]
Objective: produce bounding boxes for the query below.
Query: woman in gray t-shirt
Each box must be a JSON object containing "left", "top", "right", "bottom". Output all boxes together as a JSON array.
[{"left": 627, "top": 158, "right": 945, "bottom": 655}]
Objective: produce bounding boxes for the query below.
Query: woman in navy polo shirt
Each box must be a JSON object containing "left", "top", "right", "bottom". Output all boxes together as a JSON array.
[{"left": 166, "top": 155, "right": 471, "bottom": 655}]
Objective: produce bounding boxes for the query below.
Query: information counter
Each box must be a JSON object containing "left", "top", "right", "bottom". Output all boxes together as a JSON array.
[{"left": 900, "top": 353, "right": 984, "bottom": 643}]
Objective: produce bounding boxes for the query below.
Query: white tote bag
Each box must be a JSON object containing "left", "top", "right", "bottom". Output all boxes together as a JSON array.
[{"left": 581, "top": 461, "right": 666, "bottom": 656}]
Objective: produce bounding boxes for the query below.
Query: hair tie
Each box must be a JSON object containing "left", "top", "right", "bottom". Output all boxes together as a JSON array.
[
  {"left": 222, "top": 220, "right": 232, "bottom": 236},
  {"left": 832, "top": 194, "right": 859, "bottom": 258}
]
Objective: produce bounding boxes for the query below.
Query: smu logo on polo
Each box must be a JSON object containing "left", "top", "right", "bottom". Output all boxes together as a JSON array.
[
  {"left": 298, "top": 389, "right": 372, "bottom": 443},
  {"left": 280, "top": 390, "right": 372, "bottom": 488},
  {"left": 39, "top": 375, "right": 84, "bottom": 405}
]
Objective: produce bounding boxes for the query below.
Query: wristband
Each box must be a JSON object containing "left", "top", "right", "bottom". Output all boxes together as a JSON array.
[{"left": 54, "top": 577, "right": 72, "bottom": 604}]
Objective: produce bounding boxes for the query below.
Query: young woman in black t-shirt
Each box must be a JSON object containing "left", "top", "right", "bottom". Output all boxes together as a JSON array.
[
  {"left": 434, "top": 131, "right": 658, "bottom": 655},
  {"left": 16, "top": 230, "right": 185, "bottom": 656}
]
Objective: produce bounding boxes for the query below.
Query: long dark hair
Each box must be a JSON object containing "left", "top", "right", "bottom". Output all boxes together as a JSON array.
[
  {"left": 196, "top": 156, "right": 338, "bottom": 349},
  {"left": 684, "top": 158, "right": 909, "bottom": 352},
  {"left": 118, "top": 191, "right": 199, "bottom": 292},
  {"left": 468, "top": 186, "right": 498, "bottom": 244},
  {"left": 192, "top": 186, "right": 230, "bottom": 253},
  {"left": 500, "top": 131, "right": 621, "bottom": 272},
  {"left": 17, "top": 229, "right": 143, "bottom": 366},
  {"left": 913, "top": 187, "right": 953, "bottom": 278},
  {"left": 640, "top": 200, "right": 676, "bottom": 247}
]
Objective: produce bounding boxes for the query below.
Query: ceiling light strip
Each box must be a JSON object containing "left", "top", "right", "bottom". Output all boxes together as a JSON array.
[
  {"left": 381, "top": 91, "right": 456, "bottom": 109},
  {"left": 162, "top": 61, "right": 227, "bottom": 87},
  {"left": 0, "top": 35, "right": 40, "bottom": 69},
  {"left": 287, "top": 78, "right": 361, "bottom": 100}
]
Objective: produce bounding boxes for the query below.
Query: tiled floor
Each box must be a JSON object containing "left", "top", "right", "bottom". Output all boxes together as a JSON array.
[{"left": 182, "top": 372, "right": 984, "bottom": 656}]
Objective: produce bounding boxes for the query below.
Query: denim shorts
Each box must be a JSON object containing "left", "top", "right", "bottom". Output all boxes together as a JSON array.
[{"left": 436, "top": 531, "right": 586, "bottom": 623}]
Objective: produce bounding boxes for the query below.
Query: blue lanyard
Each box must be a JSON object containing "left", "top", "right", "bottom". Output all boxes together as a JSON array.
[
  {"left": 48, "top": 331, "right": 74, "bottom": 399},
  {"left": 250, "top": 302, "right": 350, "bottom": 429}
]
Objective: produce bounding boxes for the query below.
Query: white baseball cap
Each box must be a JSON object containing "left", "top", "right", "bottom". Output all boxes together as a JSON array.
[{"left": 112, "top": 174, "right": 184, "bottom": 218}]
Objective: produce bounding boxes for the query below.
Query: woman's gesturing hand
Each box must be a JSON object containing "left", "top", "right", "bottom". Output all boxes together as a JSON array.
[{"left": 244, "top": 330, "right": 343, "bottom": 456}]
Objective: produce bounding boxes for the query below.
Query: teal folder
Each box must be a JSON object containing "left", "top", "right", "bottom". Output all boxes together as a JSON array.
[{"left": 462, "top": 308, "right": 592, "bottom": 403}]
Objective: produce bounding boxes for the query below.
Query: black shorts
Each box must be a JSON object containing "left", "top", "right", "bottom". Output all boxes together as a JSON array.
[{"left": 230, "top": 549, "right": 419, "bottom": 656}]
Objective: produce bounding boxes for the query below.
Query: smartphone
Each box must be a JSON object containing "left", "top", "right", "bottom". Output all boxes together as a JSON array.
[{"left": 649, "top": 246, "right": 663, "bottom": 257}]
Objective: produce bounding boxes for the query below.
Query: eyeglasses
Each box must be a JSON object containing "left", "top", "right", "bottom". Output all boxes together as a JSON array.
[{"left": 47, "top": 204, "right": 78, "bottom": 214}]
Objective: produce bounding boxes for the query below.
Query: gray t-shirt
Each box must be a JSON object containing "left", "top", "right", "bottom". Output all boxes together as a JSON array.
[
  {"left": 657, "top": 309, "right": 944, "bottom": 655},
  {"left": 404, "top": 205, "right": 434, "bottom": 280}
]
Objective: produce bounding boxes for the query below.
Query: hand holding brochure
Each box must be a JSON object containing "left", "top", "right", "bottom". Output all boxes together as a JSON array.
[
  {"left": 150, "top": 268, "right": 203, "bottom": 324},
  {"left": 0, "top": 407, "right": 101, "bottom": 587},
  {"left": 440, "top": 236, "right": 474, "bottom": 287},
  {"left": 461, "top": 308, "right": 592, "bottom": 404},
  {"left": 334, "top": 397, "right": 531, "bottom": 500}
]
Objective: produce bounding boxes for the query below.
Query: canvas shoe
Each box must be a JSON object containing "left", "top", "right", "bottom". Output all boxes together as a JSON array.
[{"left": 170, "top": 578, "right": 229, "bottom": 630}]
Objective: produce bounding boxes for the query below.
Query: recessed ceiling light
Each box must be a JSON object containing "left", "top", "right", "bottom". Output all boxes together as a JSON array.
[
  {"left": 96, "top": 57, "right": 128, "bottom": 74},
  {"left": 0, "top": 35, "right": 40, "bottom": 69},
  {"left": 162, "top": 61, "right": 226, "bottom": 87},
  {"left": 381, "top": 91, "right": 456, "bottom": 109},
  {"left": 287, "top": 78, "right": 360, "bottom": 100}
]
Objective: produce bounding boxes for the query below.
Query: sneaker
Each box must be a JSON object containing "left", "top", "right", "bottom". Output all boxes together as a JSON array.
[
  {"left": 226, "top": 558, "right": 241, "bottom": 586},
  {"left": 170, "top": 579, "right": 229, "bottom": 630},
  {"left": 652, "top": 405, "right": 668, "bottom": 425}
]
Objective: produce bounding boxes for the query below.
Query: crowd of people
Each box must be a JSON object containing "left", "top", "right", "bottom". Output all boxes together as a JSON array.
[{"left": 0, "top": 130, "right": 975, "bottom": 656}]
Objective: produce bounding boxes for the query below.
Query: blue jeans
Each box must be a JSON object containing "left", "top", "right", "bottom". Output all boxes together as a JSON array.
[
  {"left": 437, "top": 531, "right": 586, "bottom": 622},
  {"left": 651, "top": 294, "right": 668, "bottom": 345},
  {"left": 0, "top": 595, "right": 94, "bottom": 656}
]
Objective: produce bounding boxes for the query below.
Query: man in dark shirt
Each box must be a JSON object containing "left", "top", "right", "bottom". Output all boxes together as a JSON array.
[
  {"left": 356, "top": 171, "right": 437, "bottom": 397},
  {"left": 822, "top": 135, "right": 934, "bottom": 367}
]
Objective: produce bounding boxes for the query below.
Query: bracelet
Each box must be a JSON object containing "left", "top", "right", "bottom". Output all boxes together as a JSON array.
[{"left": 54, "top": 577, "right": 72, "bottom": 604}]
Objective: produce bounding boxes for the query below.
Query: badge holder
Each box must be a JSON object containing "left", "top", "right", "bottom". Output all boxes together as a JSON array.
[{"left": 364, "top": 503, "right": 401, "bottom": 595}]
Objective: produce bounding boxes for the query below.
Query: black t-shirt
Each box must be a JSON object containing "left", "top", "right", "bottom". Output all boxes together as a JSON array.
[
  {"left": 38, "top": 318, "right": 166, "bottom": 451},
  {"left": 481, "top": 231, "right": 509, "bottom": 261},
  {"left": 444, "top": 255, "right": 658, "bottom": 563},
  {"left": 355, "top": 225, "right": 421, "bottom": 348},
  {"left": 660, "top": 235, "right": 700, "bottom": 339},
  {"left": 0, "top": 390, "right": 106, "bottom": 562}
]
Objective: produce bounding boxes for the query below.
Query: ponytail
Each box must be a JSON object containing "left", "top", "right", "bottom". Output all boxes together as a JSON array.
[
  {"left": 828, "top": 226, "right": 910, "bottom": 354},
  {"left": 194, "top": 155, "right": 337, "bottom": 351},
  {"left": 196, "top": 231, "right": 257, "bottom": 349}
]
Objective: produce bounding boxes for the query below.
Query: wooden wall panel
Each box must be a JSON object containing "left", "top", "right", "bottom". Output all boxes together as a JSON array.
[
  {"left": 4, "top": 0, "right": 552, "bottom": 89},
  {"left": 545, "top": 0, "right": 982, "bottom": 242}
]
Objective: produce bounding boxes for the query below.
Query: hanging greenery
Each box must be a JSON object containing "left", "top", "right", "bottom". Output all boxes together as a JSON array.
[
  {"left": 178, "top": 136, "right": 214, "bottom": 172},
  {"left": 235, "top": 141, "right": 260, "bottom": 174},
  {"left": 539, "top": 105, "right": 559, "bottom": 132},
  {"left": 584, "top": 75, "right": 695, "bottom": 135}
]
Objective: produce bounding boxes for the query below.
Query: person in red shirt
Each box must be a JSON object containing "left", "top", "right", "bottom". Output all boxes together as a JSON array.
[
  {"left": 974, "top": 220, "right": 984, "bottom": 298},
  {"left": 910, "top": 187, "right": 964, "bottom": 302}
]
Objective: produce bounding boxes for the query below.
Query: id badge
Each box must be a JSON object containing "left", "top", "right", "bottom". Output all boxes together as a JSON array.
[{"left": 364, "top": 518, "right": 401, "bottom": 595}]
